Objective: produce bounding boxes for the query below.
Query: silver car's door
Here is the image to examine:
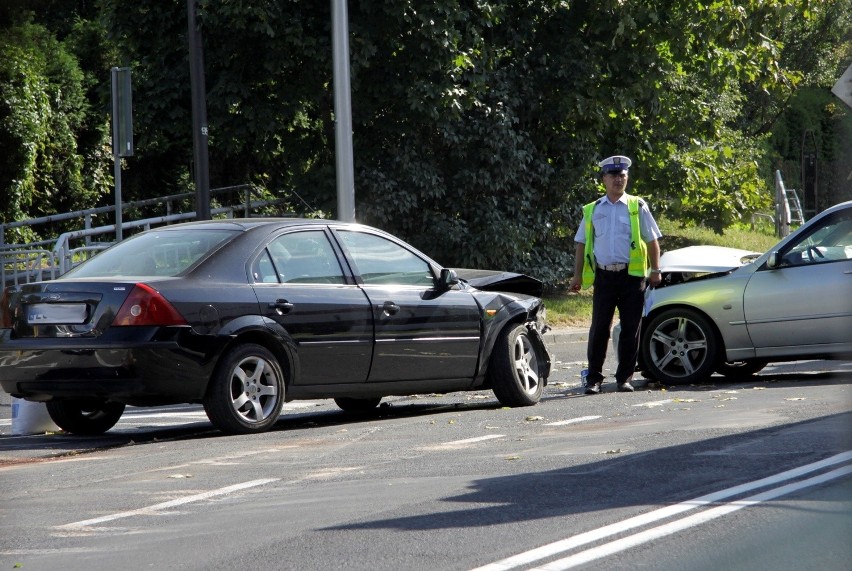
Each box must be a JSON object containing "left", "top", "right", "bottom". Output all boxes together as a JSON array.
[{"left": 743, "top": 209, "right": 852, "bottom": 354}]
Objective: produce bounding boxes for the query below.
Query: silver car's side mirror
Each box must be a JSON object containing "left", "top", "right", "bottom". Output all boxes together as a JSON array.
[{"left": 767, "top": 252, "right": 780, "bottom": 269}]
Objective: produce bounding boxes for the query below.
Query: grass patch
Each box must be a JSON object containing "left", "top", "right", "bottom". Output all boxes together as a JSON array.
[{"left": 543, "top": 216, "right": 784, "bottom": 329}]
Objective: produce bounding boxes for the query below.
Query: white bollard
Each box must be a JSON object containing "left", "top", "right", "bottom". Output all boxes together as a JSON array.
[{"left": 11, "top": 398, "right": 61, "bottom": 435}]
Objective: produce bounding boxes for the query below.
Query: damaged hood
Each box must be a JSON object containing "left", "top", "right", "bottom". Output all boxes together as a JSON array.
[
  {"left": 660, "top": 246, "right": 761, "bottom": 274},
  {"left": 452, "top": 268, "right": 544, "bottom": 297}
]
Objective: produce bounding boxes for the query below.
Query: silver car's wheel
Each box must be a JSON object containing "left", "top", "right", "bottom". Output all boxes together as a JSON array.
[
  {"left": 642, "top": 308, "right": 719, "bottom": 385},
  {"left": 204, "top": 343, "right": 284, "bottom": 434},
  {"left": 489, "top": 324, "right": 544, "bottom": 406}
]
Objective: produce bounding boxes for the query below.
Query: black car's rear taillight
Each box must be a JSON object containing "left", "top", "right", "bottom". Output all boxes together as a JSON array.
[{"left": 112, "top": 284, "right": 187, "bottom": 327}]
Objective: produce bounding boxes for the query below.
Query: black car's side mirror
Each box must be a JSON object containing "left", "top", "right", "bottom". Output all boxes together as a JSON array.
[{"left": 439, "top": 268, "right": 460, "bottom": 291}]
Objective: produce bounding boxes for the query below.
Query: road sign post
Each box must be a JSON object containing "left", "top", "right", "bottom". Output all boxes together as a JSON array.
[{"left": 111, "top": 67, "right": 133, "bottom": 242}]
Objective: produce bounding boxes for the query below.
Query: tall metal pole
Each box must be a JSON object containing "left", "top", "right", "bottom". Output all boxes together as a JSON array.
[
  {"left": 188, "top": 0, "right": 211, "bottom": 220},
  {"left": 332, "top": 0, "right": 356, "bottom": 222},
  {"left": 111, "top": 67, "right": 133, "bottom": 241},
  {"left": 111, "top": 87, "right": 123, "bottom": 242}
]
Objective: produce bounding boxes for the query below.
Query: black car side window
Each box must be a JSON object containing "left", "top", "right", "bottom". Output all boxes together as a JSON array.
[
  {"left": 267, "top": 231, "right": 346, "bottom": 285},
  {"left": 337, "top": 231, "right": 435, "bottom": 286},
  {"left": 251, "top": 251, "right": 279, "bottom": 283}
]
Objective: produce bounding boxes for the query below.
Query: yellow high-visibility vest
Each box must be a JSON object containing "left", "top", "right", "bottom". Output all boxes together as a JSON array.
[{"left": 581, "top": 195, "right": 648, "bottom": 288}]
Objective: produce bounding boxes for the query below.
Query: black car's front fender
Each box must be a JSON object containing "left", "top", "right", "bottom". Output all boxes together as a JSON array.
[{"left": 474, "top": 294, "right": 551, "bottom": 384}]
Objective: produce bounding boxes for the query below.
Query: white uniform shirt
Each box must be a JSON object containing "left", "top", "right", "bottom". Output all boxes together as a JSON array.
[{"left": 574, "top": 195, "right": 663, "bottom": 267}]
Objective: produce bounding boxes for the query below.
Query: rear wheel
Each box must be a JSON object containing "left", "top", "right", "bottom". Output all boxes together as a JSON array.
[
  {"left": 203, "top": 343, "right": 284, "bottom": 435},
  {"left": 45, "top": 400, "right": 125, "bottom": 435},
  {"left": 334, "top": 397, "right": 382, "bottom": 413},
  {"left": 641, "top": 308, "right": 719, "bottom": 385},
  {"left": 488, "top": 324, "right": 544, "bottom": 406}
]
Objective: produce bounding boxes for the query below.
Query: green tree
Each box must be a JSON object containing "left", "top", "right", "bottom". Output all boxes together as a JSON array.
[
  {"left": 0, "top": 22, "right": 107, "bottom": 241},
  {"left": 4, "top": 0, "right": 848, "bottom": 288},
  {"left": 0, "top": 1, "right": 112, "bottom": 242}
]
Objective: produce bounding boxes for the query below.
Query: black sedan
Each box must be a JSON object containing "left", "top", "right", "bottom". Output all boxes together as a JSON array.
[{"left": 0, "top": 219, "right": 551, "bottom": 435}]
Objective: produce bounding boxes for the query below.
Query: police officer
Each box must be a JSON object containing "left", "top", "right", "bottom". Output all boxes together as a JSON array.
[{"left": 568, "top": 155, "right": 663, "bottom": 394}]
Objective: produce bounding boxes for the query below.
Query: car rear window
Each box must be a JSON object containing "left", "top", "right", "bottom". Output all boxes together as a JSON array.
[{"left": 64, "top": 229, "right": 240, "bottom": 278}]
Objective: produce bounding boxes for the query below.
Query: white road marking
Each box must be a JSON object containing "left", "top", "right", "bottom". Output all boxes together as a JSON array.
[
  {"left": 57, "top": 478, "right": 279, "bottom": 529},
  {"left": 470, "top": 451, "right": 852, "bottom": 571},
  {"left": 534, "top": 465, "right": 852, "bottom": 570},
  {"left": 119, "top": 401, "right": 324, "bottom": 422},
  {"left": 544, "top": 416, "right": 601, "bottom": 426},
  {"left": 422, "top": 434, "right": 506, "bottom": 451},
  {"left": 446, "top": 435, "right": 506, "bottom": 445},
  {"left": 632, "top": 399, "right": 673, "bottom": 408},
  {"left": 118, "top": 411, "right": 208, "bottom": 421}
]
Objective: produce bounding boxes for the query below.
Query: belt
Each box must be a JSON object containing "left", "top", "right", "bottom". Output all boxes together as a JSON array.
[{"left": 597, "top": 262, "right": 628, "bottom": 271}]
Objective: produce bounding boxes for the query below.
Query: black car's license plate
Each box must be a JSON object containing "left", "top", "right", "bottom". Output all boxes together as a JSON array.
[{"left": 27, "top": 303, "right": 88, "bottom": 325}]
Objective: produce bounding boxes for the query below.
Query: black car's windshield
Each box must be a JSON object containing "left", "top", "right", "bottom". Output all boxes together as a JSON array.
[{"left": 65, "top": 229, "right": 240, "bottom": 278}]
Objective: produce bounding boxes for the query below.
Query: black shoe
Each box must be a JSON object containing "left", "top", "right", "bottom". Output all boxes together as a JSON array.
[
  {"left": 584, "top": 382, "right": 602, "bottom": 395},
  {"left": 617, "top": 381, "right": 635, "bottom": 393}
]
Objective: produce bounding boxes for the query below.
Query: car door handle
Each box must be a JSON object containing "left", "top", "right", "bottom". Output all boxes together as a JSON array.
[
  {"left": 379, "top": 301, "right": 400, "bottom": 315},
  {"left": 268, "top": 299, "right": 294, "bottom": 314}
]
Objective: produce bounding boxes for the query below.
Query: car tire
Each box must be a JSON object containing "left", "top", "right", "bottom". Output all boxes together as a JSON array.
[
  {"left": 45, "top": 400, "right": 125, "bottom": 435},
  {"left": 203, "top": 343, "right": 285, "bottom": 435},
  {"left": 715, "top": 359, "right": 769, "bottom": 379},
  {"left": 488, "top": 324, "right": 544, "bottom": 407},
  {"left": 334, "top": 397, "right": 382, "bottom": 413},
  {"left": 641, "top": 308, "right": 719, "bottom": 385}
]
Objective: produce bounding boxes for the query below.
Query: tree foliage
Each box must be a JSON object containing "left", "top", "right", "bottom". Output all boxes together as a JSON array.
[
  {"left": 1, "top": 0, "right": 849, "bottom": 286},
  {"left": 0, "top": 2, "right": 112, "bottom": 242}
]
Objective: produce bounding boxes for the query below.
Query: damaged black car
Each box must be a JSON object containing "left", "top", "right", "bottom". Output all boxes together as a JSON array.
[{"left": 0, "top": 219, "right": 551, "bottom": 435}]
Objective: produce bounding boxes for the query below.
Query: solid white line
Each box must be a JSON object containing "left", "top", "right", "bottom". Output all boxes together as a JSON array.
[
  {"left": 545, "top": 416, "right": 601, "bottom": 426},
  {"left": 58, "top": 478, "right": 279, "bottom": 529},
  {"left": 534, "top": 464, "right": 852, "bottom": 570},
  {"left": 468, "top": 451, "right": 852, "bottom": 571}
]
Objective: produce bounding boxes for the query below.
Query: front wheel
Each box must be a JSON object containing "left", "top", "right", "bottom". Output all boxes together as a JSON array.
[
  {"left": 641, "top": 308, "right": 719, "bottom": 385},
  {"left": 203, "top": 343, "right": 285, "bottom": 435},
  {"left": 45, "top": 400, "right": 125, "bottom": 435},
  {"left": 488, "top": 324, "right": 544, "bottom": 407}
]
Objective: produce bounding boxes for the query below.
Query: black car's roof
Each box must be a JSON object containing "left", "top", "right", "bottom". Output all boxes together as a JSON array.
[{"left": 155, "top": 218, "right": 341, "bottom": 232}]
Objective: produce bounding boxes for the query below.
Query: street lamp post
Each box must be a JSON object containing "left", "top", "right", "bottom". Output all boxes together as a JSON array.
[{"left": 332, "top": 0, "right": 356, "bottom": 222}]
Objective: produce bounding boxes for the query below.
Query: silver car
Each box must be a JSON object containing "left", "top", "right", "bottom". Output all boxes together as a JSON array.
[{"left": 640, "top": 200, "right": 852, "bottom": 384}]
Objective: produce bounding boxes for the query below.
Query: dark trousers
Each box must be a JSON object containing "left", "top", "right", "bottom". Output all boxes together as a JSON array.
[{"left": 587, "top": 269, "right": 645, "bottom": 385}]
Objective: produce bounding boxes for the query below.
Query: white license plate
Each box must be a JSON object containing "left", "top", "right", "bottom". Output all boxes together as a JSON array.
[{"left": 27, "top": 303, "right": 88, "bottom": 325}]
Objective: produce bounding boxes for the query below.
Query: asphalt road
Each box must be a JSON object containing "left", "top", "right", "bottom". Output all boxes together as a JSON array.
[{"left": 1, "top": 331, "right": 850, "bottom": 571}]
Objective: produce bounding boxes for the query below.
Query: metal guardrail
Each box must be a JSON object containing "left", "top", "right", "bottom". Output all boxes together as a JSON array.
[
  {"left": 0, "top": 184, "right": 271, "bottom": 249},
  {"left": 2, "top": 188, "right": 292, "bottom": 286}
]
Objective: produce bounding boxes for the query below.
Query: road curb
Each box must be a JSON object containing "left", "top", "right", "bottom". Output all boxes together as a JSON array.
[{"left": 543, "top": 327, "right": 588, "bottom": 346}]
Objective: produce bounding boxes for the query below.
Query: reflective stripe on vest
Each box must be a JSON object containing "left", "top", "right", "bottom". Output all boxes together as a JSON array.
[{"left": 581, "top": 195, "right": 648, "bottom": 288}]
